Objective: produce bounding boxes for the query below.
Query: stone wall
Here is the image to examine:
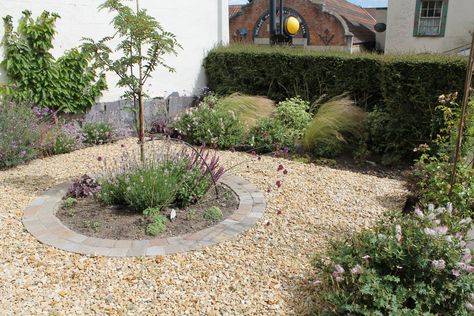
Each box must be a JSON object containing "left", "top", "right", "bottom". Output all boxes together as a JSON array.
[{"left": 84, "top": 94, "right": 195, "bottom": 133}]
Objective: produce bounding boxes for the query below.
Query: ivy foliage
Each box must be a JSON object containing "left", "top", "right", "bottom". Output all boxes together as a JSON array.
[{"left": 1, "top": 10, "right": 106, "bottom": 113}]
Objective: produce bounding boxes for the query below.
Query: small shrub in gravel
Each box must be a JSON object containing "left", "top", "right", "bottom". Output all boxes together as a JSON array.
[
  {"left": 0, "top": 101, "right": 40, "bottom": 169},
  {"left": 204, "top": 206, "right": 223, "bottom": 221},
  {"left": 274, "top": 97, "right": 311, "bottom": 140},
  {"left": 82, "top": 122, "right": 115, "bottom": 145},
  {"left": 68, "top": 175, "right": 101, "bottom": 198},
  {"left": 248, "top": 118, "right": 294, "bottom": 153},
  {"left": 172, "top": 95, "right": 246, "bottom": 149},
  {"left": 312, "top": 205, "right": 474, "bottom": 315}
]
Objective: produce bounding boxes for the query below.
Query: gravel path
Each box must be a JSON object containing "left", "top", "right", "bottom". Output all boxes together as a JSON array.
[{"left": 0, "top": 139, "right": 407, "bottom": 315}]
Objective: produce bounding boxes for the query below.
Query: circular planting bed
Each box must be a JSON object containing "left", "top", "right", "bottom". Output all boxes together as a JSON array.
[{"left": 22, "top": 173, "right": 266, "bottom": 257}]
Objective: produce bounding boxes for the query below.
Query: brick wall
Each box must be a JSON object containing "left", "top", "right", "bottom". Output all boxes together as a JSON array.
[{"left": 230, "top": 0, "right": 347, "bottom": 47}]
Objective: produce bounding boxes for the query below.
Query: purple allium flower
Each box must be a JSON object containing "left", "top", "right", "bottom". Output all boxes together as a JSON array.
[
  {"left": 432, "top": 259, "right": 446, "bottom": 270},
  {"left": 463, "top": 253, "right": 472, "bottom": 263},
  {"left": 257, "top": 156, "right": 261, "bottom": 161},
  {"left": 97, "top": 155, "right": 103, "bottom": 162},
  {"left": 277, "top": 164, "right": 284, "bottom": 171},
  {"left": 283, "top": 147, "right": 289, "bottom": 154},
  {"left": 452, "top": 269, "right": 461, "bottom": 277},
  {"left": 275, "top": 180, "right": 282, "bottom": 188},
  {"left": 283, "top": 169, "right": 288, "bottom": 175},
  {"left": 251, "top": 150, "right": 256, "bottom": 156},
  {"left": 435, "top": 226, "right": 448, "bottom": 235},
  {"left": 230, "top": 148, "right": 235, "bottom": 153}
]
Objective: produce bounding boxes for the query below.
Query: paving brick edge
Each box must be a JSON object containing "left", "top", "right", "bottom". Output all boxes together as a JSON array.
[{"left": 22, "top": 173, "right": 266, "bottom": 257}]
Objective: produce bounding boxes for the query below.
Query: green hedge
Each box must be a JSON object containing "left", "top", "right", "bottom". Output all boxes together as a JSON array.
[{"left": 205, "top": 45, "right": 467, "bottom": 162}]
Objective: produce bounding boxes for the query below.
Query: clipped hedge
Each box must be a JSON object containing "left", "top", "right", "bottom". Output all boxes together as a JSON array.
[{"left": 205, "top": 45, "right": 467, "bottom": 162}]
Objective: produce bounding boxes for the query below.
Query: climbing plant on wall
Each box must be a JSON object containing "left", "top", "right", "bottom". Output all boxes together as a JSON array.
[{"left": 1, "top": 10, "right": 107, "bottom": 113}]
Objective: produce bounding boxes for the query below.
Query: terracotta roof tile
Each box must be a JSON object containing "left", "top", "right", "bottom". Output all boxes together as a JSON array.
[{"left": 229, "top": 5, "right": 242, "bottom": 18}]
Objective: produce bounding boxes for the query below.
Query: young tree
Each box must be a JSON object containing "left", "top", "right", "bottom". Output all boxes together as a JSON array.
[{"left": 83, "top": 0, "right": 180, "bottom": 161}]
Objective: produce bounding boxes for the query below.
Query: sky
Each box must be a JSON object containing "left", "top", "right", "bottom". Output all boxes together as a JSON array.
[{"left": 228, "top": 0, "right": 388, "bottom": 7}]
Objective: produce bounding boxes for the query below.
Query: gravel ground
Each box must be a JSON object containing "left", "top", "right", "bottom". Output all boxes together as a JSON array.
[{"left": 0, "top": 138, "right": 407, "bottom": 315}]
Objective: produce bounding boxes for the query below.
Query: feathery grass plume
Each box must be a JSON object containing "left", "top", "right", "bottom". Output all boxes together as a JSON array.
[
  {"left": 219, "top": 93, "right": 275, "bottom": 129},
  {"left": 303, "top": 96, "right": 367, "bottom": 157}
]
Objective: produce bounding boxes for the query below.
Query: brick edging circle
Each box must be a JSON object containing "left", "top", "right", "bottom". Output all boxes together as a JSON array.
[{"left": 22, "top": 174, "right": 266, "bottom": 257}]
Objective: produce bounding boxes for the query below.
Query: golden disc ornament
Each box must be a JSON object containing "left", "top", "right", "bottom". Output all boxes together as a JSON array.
[{"left": 285, "top": 16, "right": 300, "bottom": 36}]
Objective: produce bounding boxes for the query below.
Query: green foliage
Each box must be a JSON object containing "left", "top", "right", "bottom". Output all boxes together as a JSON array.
[
  {"left": 1, "top": 11, "right": 106, "bottom": 113},
  {"left": 411, "top": 95, "right": 474, "bottom": 216},
  {"left": 275, "top": 96, "right": 311, "bottom": 140},
  {"left": 303, "top": 97, "right": 367, "bottom": 158},
  {"left": 205, "top": 45, "right": 467, "bottom": 163},
  {"left": 97, "top": 145, "right": 222, "bottom": 213},
  {"left": 219, "top": 93, "right": 275, "bottom": 129},
  {"left": 0, "top": 102, "right": 39, "bottom": 169},
  {"left": 313, "top": 210, "right": 474, "bottom": 315},
  {"left": 143, "top": 207, "right": 167, "bottom": 236},
  {"left": 203, "top": 206, "right": 223, "bottom": 221},
  {"left": 82, "top": 122, "right": 114, "bottom": 145},
  {"left": 248, "top": 118, "right": 294, "bottom": 153},
  {"left": 173, "top": 97, "right": 246, "bottom": 148},
  {"left": 82, "top": 0, "right": 181, "bottom": 155},
  {"left": 63, "top": 197, "right": 77, "bottom": 209}
]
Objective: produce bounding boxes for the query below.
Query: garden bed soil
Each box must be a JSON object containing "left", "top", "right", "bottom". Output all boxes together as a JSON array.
[{"left": 56, "top": 184, "right": 239, "bottom": 240}]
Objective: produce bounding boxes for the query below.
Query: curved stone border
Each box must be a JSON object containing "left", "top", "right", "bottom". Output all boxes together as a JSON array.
[{"left": 22, "top": 174, "right": 266, "bottom": 257}]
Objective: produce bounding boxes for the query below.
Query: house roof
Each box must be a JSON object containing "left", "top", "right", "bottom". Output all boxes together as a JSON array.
[
  {"left": 321, "top": 0, "right": 376, "bottom": 44},
  {"left": 229, "top": 5, "right": 242, "bottom": 18},
  {"left": 364, "top": 8, "right": 378, "bottom": 20}
]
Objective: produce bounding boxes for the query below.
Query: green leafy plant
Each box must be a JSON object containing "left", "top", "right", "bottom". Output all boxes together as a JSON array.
[
  {"left": 303, "top": 97, "right": 367, "bottom": 158},
  {"left": 173, "top": 98, "right": 246, "bottom": 149},
  {"left": 1, "top": 11, "right": 106, "bottom": 113},
  {"left": 0, "top": 101, "right": 39, "bottom": 169},
  {"left": 203, "top": 206, "right": 223, "bottom": 221},
  {"left": 82, "top": 0, "right": 181, "bottom": 161},
  {"left": 82, "top": 122, "right": 115, "bottom": 145},
  {"left": 83, "top": 220, "right": 101, "bottom": 232},
  {"left": 63, "top": 197, "right": 77, "bottom": 209},
  {"left": 205, "top": 45, "right": 467, "bottom": 163},
  {"left": 218, "top": 93, "right": 275, "bottom": 128},
  {"left": 248, "top": 118, "right": 294, "bottom": 153},
  {"left": 97, "top": 142, "right": 224, "bottom": 212},
  {"left": 275, "top": 96, "right": 311, "bottom": 139},
  {"left": 143, "top": 207, "right": 167, "bottom": 236},
  {"left": 312, "top": 208, "right": 474, "bottom": 315}
]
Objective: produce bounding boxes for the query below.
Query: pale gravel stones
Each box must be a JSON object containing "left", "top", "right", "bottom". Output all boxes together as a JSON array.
[{"left": 0, "top": 138, "right": 408, "bottom": 315}]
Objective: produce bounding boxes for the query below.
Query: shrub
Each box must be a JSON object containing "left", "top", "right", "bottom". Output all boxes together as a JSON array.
[
  {"left": 219, "top": 93, "right": 275, "bottom": 128},
  {"left": 143, "top": 208, "right": 167, "bottom": 236},
  {"left": 97, "top": 142, "right": 225, "bottom": 212},
  {"left": 68, "top": 175, "right": 101, "bottom": 198},
  {"left": 1, "top": 11, "right": 106, "bottom": 113},
  {"left": 173, "top": 97, "right": 246, "bottom": 148},
  {"left": 248, "top": 118, "right": 294, "bottom": 153},
  {"left": 275, "top": 96, "right": 311, "bottom": 139},
  {"left": 82, "top": 122, "right": 115, "bottom": 145},
  {"left": 204, "top": 206, "right": 223, "bottom": 221},
  {"left": 0, "top": 101, "right": 39, "bottom": 169},
  {"left": 312, "top": 209, "right": 474, "bottom": 315},
  {"left": 303, "top": 97, "right": 367, "bottom": 157},
  {"left": 205, "top": 45, "right": 467, "bottom": 163}
]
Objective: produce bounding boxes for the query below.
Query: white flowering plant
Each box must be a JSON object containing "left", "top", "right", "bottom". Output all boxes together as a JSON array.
[
  {"left": 172, "top": 95, "right": 246, "bottom": 149},
  {"left": 312, "top": 205, "right": 473, "bottom": 315}
]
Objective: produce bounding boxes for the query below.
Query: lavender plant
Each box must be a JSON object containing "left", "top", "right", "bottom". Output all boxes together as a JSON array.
[{"left": 96, "top": 140, "right": 224, "bottom": 213}]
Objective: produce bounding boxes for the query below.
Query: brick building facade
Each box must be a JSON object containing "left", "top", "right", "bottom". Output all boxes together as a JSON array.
[{"left": 229, "top": 0, "right": 376, "bottom": 52}]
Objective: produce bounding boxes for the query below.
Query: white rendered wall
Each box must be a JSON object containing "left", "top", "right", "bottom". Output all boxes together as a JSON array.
[
  {"left": 385, "top": 0, "right": 474, "bottom": 54},
  {"left": 0, "top": 0, "right": 229, "bottom": 102}
]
